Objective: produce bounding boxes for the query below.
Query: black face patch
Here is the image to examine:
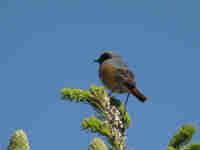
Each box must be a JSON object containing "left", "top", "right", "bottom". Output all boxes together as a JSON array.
[{"left": 98, "top": 52, "right": 112, "bottom": 64}]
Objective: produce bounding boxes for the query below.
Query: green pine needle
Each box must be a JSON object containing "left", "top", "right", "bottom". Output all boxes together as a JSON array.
[
  {"left": 168, "top": 124, "right": 196, "bottom": 149},
  {"left": 89, "top": 138, "right": 108, "bottom": 150},
  {"left": 7, "top": 129, "right": 30, "bottom": 150}
]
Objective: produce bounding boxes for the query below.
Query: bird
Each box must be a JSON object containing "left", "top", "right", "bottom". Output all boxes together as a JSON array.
[{"left": 94, "top": 51, "right": 147, "bottom": 105}]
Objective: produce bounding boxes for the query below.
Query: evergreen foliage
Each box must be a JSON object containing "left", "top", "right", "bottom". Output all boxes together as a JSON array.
[
  {"left": 4, "top": 85, "right": 200, "bottom": 150},
  {"left": 61, "top": 85, "right": 130, "bottom": 150},
  {"left": 61, "top": 85, "right": 200, "bottom": 150},
  {"left": 89, "top": 138, "right": 107, "bottom": 150},
  {"left": 7, "top": 129, "right": 30, "bottom": 150},
  {"left": 167, "top": 124, "right": 199, "bottom": 150}
]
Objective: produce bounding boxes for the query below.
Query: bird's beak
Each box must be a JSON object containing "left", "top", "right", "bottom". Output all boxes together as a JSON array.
[{"left": 93, "top": 59, "right": 99, "bottom": 63}]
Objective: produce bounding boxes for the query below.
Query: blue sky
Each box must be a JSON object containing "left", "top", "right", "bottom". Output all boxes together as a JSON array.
[{"left": 1, "top": 0, "right": 200, "bottom": 149}]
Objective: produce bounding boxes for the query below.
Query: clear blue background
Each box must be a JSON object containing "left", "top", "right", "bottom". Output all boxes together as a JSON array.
[{"left": 1, "top": 0, "right": 200, "bottom": 149}]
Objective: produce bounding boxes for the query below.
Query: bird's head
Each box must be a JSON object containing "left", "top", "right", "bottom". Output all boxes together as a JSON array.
[{"left": 94, "top": 51, "right": 120, "bottom": 64}]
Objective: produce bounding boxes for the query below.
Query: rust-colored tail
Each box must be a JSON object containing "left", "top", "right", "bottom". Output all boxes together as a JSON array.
[{"left": 131, "top": 88, "right": 147, "bottom": 102}]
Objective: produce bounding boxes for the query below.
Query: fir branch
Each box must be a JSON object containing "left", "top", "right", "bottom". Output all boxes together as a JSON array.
[
  {"left": 60, "top": 85, "right": 131, "bottom": 150},
  {"left": 89, "top": 138, "right": 108, "bottom": 150},
  {"left": 168, "top": 124, "right": 196, "bottom": 149},
  {"left": 7, "top": 129, "right": 30, "bottom": 150},
  {"left": 182, "top": 143, "right": 200, "bottom": 150}
]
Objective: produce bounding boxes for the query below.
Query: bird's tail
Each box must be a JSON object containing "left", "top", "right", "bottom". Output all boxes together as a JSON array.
[{"left": 131, "top": 88, "right": 147, "bottom": 102}]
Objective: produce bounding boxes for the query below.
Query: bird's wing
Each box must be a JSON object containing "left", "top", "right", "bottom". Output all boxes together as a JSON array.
[
  {"left": 105, "top": 58, "right": 136, "bottom": 89},
  {"left": 116, "top": 68, "right": 136, "bottom": 89}
]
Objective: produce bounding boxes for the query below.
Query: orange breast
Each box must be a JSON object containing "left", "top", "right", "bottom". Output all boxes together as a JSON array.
[{"left": 99, "top": 63, "right": 117, "bottom": 92}]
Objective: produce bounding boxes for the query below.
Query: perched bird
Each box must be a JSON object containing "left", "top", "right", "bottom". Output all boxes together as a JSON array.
[{"left": 94, "top": 51, "right": 147, "bottom": 104}]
